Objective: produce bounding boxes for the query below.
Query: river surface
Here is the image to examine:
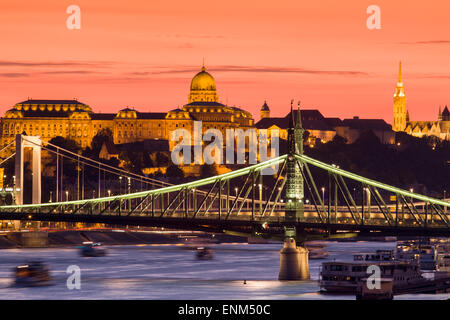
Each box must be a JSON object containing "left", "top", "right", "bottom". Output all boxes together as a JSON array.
[{"left": 0, "top": 241, "right": 448, "bottom": 300}]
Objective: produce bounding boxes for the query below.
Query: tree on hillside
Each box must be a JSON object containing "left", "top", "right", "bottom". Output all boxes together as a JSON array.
[{"left": 166, "top": 164, "right": 184, "bottom": 183}]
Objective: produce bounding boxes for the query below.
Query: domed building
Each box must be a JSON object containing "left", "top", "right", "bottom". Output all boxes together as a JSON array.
[
  {"left": 188, "top": 66, "right": 219, "bottom": 103},
  {"left": 0, "top": 65, "right": 255, "bottom": 153},
  {"left": 260, "top": 101, "right": 270, "bottom": 120},
  {"left": 182, "top": 65, "right": 254, "bottom": 137}
]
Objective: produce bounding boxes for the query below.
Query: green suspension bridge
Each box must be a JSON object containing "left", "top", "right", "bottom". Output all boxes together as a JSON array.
[{"left": 0, "top": 105, "right": 449, "bottom": 241}]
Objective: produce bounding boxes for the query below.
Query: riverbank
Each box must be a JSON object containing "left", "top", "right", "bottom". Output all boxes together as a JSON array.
[{"left": 0, "top": 229, "right": 248, "bottom": 249}]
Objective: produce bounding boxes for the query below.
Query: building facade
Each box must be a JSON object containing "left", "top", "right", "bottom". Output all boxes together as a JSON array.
[
  {"left": 256, "top": 103, "right": 395, "bottom": 145},
  {"left": 0, "top": 66, "right": 255, "bottom": 153},
  {"left": 393, "top": 62, "right": 450, "bottom": 140},
  {"left": 255, "top": 106, "right": 337, "bottom": 145}
]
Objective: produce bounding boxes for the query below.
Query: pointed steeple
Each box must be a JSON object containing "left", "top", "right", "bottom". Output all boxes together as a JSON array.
[
  {"left": 201, "top": 58, "right": 206, "bottom": 72},
  {"left": 289, "top": 99, "right": 295, "bottom": 129},
  {"left": 296, "top": 101, "right": 302, "bottom": 129},
  {"left": 443, "top": 105, "right": 450, "bottom": 121},
  {"left": 438, "top": 105, "right": 442, "bottom": 120},
  {"left": 393, "top": 61, "right": 407, "bottom": 132},
  {"left": 394, "top": 61, "right": 405, "bottom": 97}
]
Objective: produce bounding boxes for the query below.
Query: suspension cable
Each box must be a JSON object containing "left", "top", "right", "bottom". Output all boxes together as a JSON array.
[
  {"left": 0, "top": 140, "right": 15, "bottom": 154},
  {"left": 39, "top": 144, "right": 166, "bottom": 188},
  {"left": 0, "top": 152, "right": 16, "bottom": 166},
  {"left": 23, "top": 137, "right": 173, "bottom": 187}
]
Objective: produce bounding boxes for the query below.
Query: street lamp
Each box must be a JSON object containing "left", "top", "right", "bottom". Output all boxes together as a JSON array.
[
  {"left": 49, "top": 191, "right": 53, "bottom": 203},
  {"left": 119, "top": 176, "right": 123, "bottom": 194},
  {"left": 321, "top": 187, "right": 325, "bottom": 205},
  {"left": 235, "top": 187, "right": 238, "bottom": 199},
  {"left": 108, "top": 190, "right": 111, "bottom": 197},
  {"left": 65, "top": 190, "right": 69, "bottom": 202}
]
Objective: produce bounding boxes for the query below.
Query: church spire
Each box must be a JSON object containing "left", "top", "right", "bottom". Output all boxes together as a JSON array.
[
  {"left": 296, "top": 101, "right": 302, "bottom": 129},
  {"left": 289, "top": 99, "right": 295, "bottom": 129},
  {"left": 393, "top": 62, "right": 407, "bottom": 131}
]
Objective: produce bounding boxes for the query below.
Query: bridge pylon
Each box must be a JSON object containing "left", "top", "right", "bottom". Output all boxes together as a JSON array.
[
  {"left": 285, "top": 101, "right": 304, "bottom": 222},
  {"left": 15, "top": 134, "right": 42, "bottom": 205},
  {"left": 278, "top": 237, "right": 309, "bottom": 280},
  {"left": 14, "top": 134, "right": 42, "bottom": 230},
  {"left": 279, "top": 101, "right": 310, "bottom": 280}
]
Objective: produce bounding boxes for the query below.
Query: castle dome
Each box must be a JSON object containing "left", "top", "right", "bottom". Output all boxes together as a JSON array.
[{"left": 190, "top": 66, "right": 216, "bottom": 91}]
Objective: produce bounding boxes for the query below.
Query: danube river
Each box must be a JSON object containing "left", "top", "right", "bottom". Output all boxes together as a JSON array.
[{"left": 0, "top": 241, "right": 448, "bottom": 300}]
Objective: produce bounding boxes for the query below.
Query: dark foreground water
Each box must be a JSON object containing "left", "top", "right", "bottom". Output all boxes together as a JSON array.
[{"left": 0, "top": 241, "right": 448, "bottom": 300}]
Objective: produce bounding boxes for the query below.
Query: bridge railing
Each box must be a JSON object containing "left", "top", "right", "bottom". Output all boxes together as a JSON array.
[{"left": 0, "top": 152, "right": 448, "bottom": 229}]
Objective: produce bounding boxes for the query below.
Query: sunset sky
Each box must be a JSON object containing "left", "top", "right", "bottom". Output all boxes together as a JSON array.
[{"left": 1, "top": 0, "right": 449, "bottom": 123}]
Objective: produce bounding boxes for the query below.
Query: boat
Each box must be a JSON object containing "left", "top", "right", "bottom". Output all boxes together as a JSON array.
[
  {"left": 397, "top": 239, "right": 450, "bottom": 271},
  {"left": 14, "top": 261, "right": 52, "bottom": 287},
  {"left": 80, "top": 242, "right": 107, "bottom": 257},
  {"left": 397, "top": 240, "right": 436, "bottom": 270},
  {"left": 306, "top": 241, "right": 329, "bottom": 259},
  {"left": 319, "top": 250, "right": 425, "bottom": 294},
  {"left": 196, "top": 247, "right": 213, "bottom": 260},
  {"left": 356, "top": 278, "right": 394, "bottom": 300},
  {"left": 436, "top": 244, "right": 450, "bottom": 272}
]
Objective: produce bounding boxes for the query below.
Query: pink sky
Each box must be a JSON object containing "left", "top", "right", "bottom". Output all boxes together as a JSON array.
[{"left": 1, "top": 0, "right": 450, "bottom": 124}]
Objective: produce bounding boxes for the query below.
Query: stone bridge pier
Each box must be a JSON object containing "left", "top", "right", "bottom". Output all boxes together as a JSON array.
[{"left": 278, "top": 237, "right": 310, "bottom": 280}]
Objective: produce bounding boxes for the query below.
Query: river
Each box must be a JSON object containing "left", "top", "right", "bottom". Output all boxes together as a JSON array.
[{"left": 0, "top": 241, "right": 448, "bottom": 300}]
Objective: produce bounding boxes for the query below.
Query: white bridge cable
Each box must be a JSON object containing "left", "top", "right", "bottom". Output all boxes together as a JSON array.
[
  {"left": 21, "top": 136, "right": 281, "bottom": 205},
  {"left": 39, "top": 144, "right": 167, "bottom": 188},
  {"left": 0, "top": 155, "right": 287, "bottom": 209},
  {"left": 39, "top": 144, "right": 269, "bottom": 203},
  {"left": 0, "top": 152, "right": 16, "bottom": 167},
  {"left": 23, "top": 136, "right": 260, "bottom": 202},
  {"left": 0, "top": 140, "right": 15, "bottom": 153},
  {"left": 22, "top": 136, "right": 172, "bottom": 187}
]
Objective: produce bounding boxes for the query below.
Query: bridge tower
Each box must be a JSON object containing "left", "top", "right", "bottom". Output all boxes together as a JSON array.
[
  {"left": 14, "top": 134, "right": 43, "bottom": 234},
  {"left": 279, "top": 101, "right": 309, "bottom": 280},
  {"left": 285, "top": 101, "right": 304, "bottom": 221},
  {"left": 15, "top": 134, "right": 42, "bottom": 206}
]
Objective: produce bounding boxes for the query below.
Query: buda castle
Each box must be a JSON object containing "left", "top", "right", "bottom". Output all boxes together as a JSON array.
[{"left": 0, "top": 65, "right": 254, "bottom": 152}]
